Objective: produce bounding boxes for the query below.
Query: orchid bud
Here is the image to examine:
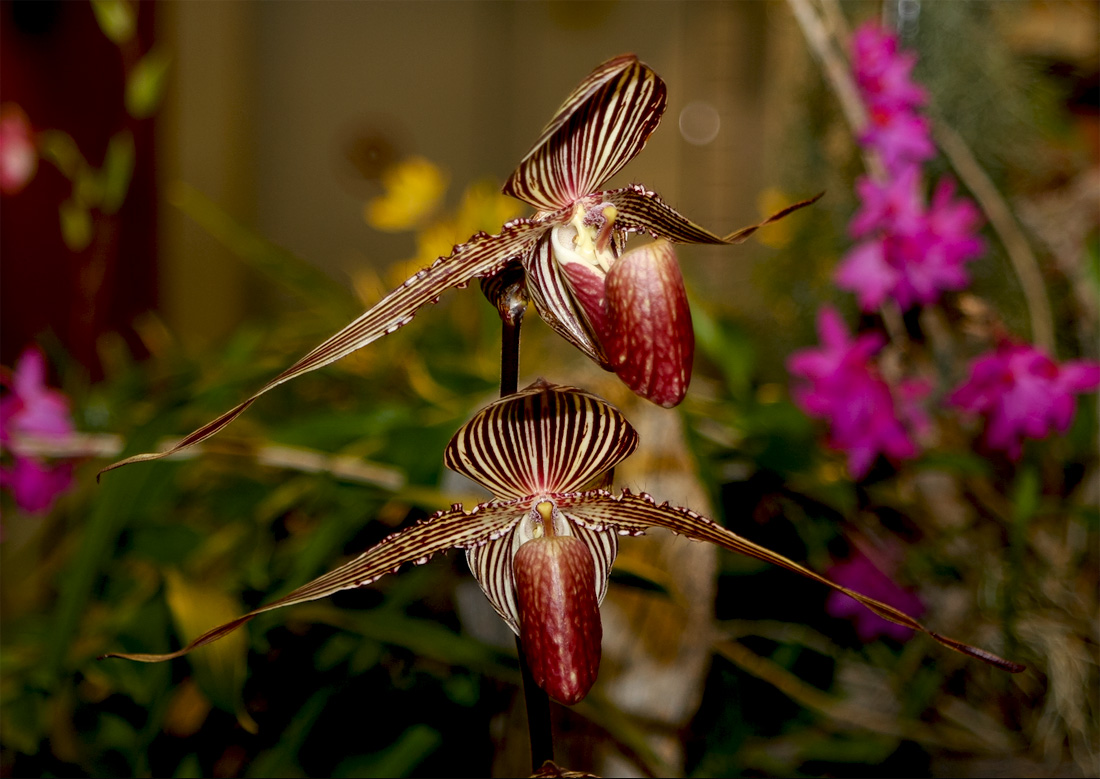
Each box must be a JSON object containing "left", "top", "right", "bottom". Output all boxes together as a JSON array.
[
  {"left": 513, "top": 534, "right": 602, "bottom": 705},
  {"left": 605, "top": 240, "right": 693, "bottom": 407}
]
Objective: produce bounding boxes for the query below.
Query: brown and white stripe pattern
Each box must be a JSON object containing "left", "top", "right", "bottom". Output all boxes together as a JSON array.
[
  {"left": 100, "top": 219, "right": 546, "bottom": 476},
  {"left": 604, "top": 185, "right": 824, "bottom": 245},
  {"left": 503, "top": 54, "right": 667, "bottom": 212},
  {"left": 103, "top": 384, "right": 1023, "bottom": 678},
  {"left": 558, "top": 488, "right": 1026, "bottom": 674},
  {"left": 98, "top": 54, "right": 825, "bottom": 479},
  {"left": 444, "top": 380, "right": 638, "bottom": 499},
  {"left": 104, "top": 498, "right": 527, "bottom": 663},
  {"left": 524, "top": 230, "right": 608, "bottom": 365},
  {"left": 466, "top": 519, "right": 619, "bottom": 635}
]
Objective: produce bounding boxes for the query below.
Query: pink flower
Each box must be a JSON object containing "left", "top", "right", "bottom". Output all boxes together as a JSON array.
[
  {"left": 851, "top": 23, "right": 927, "bottom": 112},
  {"left": 825, "top": 548, "right": 924, "bottom": 642},
  {"left": 838, "top": 173, "right": 984, "bottom": 311},
  {"left": 949, "top": 342, "right": 1100, "bottom": 459},
  {"left": 859, "top": 107, "right": 935, "bottom": 173},
  {"left": 0, "top": 457, "right": 73, "bottom": 515},
  {"left": 1, "top": 348, "right": 76, "bottom": 516},
  {"left": 851, "top": 24, "right": 933, "bottom": 174},
  {"left": 849, "top": 168, "right": 925, "bottom": 239},
  {"left": 788, "top": 308, "right": 925, "bottom": 478},
  {"left": 0, "top": 104, "right": 37, "bottom": 195}
]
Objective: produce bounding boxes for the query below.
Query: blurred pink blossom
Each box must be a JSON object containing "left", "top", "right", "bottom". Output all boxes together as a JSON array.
[
  {"left": 851, "top": 23, "right": 933, "bottom": 173},
  {"left": 839, "top": 24, "right": 986, "bottom": 311},
  {"left": 788, "top": 308, "right": 926, "bottom": 478},
  {"left": 949, "top": 342, "right": 1100, "bottom": 459},
  {"left": 851, "top": 23, "right": 927, "bottom": 112},
  {"left": 0, "top": 104, "right": 37, "bottom": 195},
  {"left": 859, "top": 109, "right": 935, "bottom": 173},
  {"left": 1, "top": 348, "right": 76, "bottom": 517},
  {"left": 825, "top": 548, "right": 924, "bottom": 642},
  {"left": 0, "top": 457, "right": 73, "bottom": 515},
  {"left": 838, "top": 172, "right": 984, "bottom": 311}
]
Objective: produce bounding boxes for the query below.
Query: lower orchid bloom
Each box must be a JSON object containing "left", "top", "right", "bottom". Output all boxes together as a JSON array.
[
  {"left": 105, "top": 381, "right": 1023, "bottom": 703},
  {"left": 100, "top": 54, "right": 819, "bottom": 477}
]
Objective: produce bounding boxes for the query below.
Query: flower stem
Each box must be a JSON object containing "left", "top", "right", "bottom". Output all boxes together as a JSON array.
[
  {"left": 501, "top": 315, "right": 521, "bottom": 397},
  {"left": 489, "top": 267, "right": 553, "bottom": 769}
]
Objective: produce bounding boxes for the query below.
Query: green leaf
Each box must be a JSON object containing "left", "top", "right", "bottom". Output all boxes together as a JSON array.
[
  {"left": 100, "top": 130, "right": 135, "bottom": 214},
  {"left": 91, "top": 0, "right": 135, "bottom": 45},
  {"left": 36, "top": 130, "right": 85, "bottom": 179},
  {"left": 166, "top": 181, "right": 368, "bottom": 321},
  {"left": 59, "top": 198, "right": 93, "bottom": 252},
  {"left": 1011, "top": 465, "right": 1041, "bottom": 525},
  {"left": 164, "top": 570, "right": 257, "bottom": 733},
  {"left": 45, "top": 425, "right": 174, "bottom": 681},
  {"left": 333, "top": 725, "right": 442, "bottom": 778},
  {"left": 125, "top": 48, "right": 172, "bottom": 119}
]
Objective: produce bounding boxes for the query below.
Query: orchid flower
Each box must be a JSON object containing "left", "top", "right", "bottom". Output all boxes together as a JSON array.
[
  {"left": 106, "top": 381, "right": 1023, "bottom": 704},
  {"left": 101, "top": 54, "right": 818, "bottom": 476}
]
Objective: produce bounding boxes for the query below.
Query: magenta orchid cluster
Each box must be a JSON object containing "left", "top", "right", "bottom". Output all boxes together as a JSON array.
[
  {"left": 0, "top": 348, "right": 76, "bottom": 520},
  {"left": 788, "top": 307, "right": 929, "bottom": 479},
  {"left": 790, "top": 22, "right": 1099, "bottom": 641},
  {"left": 836, "top": 24, "right": 984, "bottom": 312},
  {"left": 950, "top": 342, "right": 1100, "bottom": 460},
  {"left": 791, "top": 22, "right": 1100, "bottom": 477}
]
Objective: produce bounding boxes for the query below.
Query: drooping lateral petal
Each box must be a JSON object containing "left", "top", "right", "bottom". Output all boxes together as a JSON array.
[
  {"left": 99, "top": 220, "right": 546, "bottom": 477},
  {"left": 466, "top": 514, "right": 617, "bottom": 634},
  {"left": 605, "top": 186, "right": 824, "bottom": 245},
  {"left": 558, "top": 489, "right": 1026, "bottom": 674},
  {"left": 503, "top": 55, "right": 667, "bottom": 211},
  {"left": 524, "top": 229, "right": 608, "bottom": 365},
  {"left": 102, "top": 499, "right": 526, "bottom": 662},
  {"left": 444, "top": 380, "right": 638, "bottom": 499}
]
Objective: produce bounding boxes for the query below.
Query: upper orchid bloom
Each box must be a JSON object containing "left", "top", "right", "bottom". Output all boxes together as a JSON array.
[
  {"left": 105, "top": 381, "right": 1023, "bottom": 703},
  {"left": 101, "top": 54, "right": 819, "bottom": 476},
  {"left": 1, "top": 348, "right": 76, "bottom": 515},
  {"left": 949, "top": 342, "right": 1100, "bottom": 460}
]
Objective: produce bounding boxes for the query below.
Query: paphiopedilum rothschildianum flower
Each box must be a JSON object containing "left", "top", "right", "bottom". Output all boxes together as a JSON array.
[
  {"left": 105, "top": 381, "right": 1024, "bottom": 704},
  {"left": 100, "top": 54, "right": 818, "bottom": 476}
]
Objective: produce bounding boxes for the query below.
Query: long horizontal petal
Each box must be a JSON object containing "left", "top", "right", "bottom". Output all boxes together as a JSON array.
[
  {"left": 504, "top": 55, "right": 667, "bottom": 211},
  {"left": 99, "top": 220, "right": 546, "bottom": 477},
  {"left": 605, "top": 186, "right": 823, "bottom": 245},
  {"left": 444, "top": 380, "right": 638, "bottom": 499},
  {"left": 102, "top": 499, "right": 527, "bottom": 662},
  {"left": 559, "top": 489, "right": 1026, "bottom": 674}
]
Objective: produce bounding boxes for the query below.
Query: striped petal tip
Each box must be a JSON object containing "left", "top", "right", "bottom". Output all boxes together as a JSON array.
[
  {"left": 444, "top": 379, "right": 638, "bottom": 499},
  {"left": 503, "top": 54, "right": 667, "bottom": 211},
  {"left": 514, "top": 533, "right": 602, "bottom": 705}
]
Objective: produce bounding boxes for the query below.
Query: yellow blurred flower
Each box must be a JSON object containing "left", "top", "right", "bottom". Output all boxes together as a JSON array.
[{"left": 364, "top": 156, "right": 449, "bottom": 232}]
